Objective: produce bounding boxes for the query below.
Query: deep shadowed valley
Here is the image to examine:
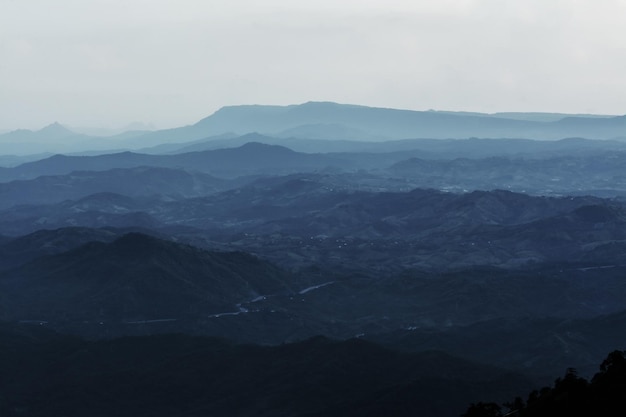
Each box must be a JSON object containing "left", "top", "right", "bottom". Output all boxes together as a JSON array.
[{"left": 2, "top": 103, "right": 626, "bottom": 416}]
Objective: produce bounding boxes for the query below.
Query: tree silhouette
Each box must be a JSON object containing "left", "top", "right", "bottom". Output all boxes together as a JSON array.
[
  {"left": 462, "top": 350, "right": 626, "bottom": 417},
  {"left": 461, "top": 402, "right": 502, "bottom": 417}
]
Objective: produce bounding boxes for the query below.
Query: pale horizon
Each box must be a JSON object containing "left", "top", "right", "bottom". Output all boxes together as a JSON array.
[
  {"left": 2, "top": 0, "right": 625, "bottom": 131},
  {"left": 2, "top": 100, "right": 623, "bottom": 135}
]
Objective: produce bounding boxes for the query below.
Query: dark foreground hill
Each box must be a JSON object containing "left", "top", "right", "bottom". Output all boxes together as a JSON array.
[
  {"left": 1, "top": 230, "right": 626, "bottom": 381},
  {"left": 461, "top": 350, "right": 626, "bottom": 417},
  {"left": 0, "top": 227, "right": 123, "bottom": 271},
  {"left": 0, "top": 233, "right": 296, "bottom": 335},
  {"left": 0, "top": 323, "right": 533, "bottom": 417},
  {"left": 369, "top": 311, "right": 626, "bottom": 383}
]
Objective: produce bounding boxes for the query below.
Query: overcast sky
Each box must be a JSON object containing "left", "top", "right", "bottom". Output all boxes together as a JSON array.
[{"left": 1, "top": 0, "right": 625, "bottom": 130}]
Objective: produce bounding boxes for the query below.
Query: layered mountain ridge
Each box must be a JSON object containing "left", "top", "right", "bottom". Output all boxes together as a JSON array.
[
  {"left": 2, "top": 102, "right": 626, "bottom": 415},
  {"left": 2, "top": 102, "right": 625, "bottom": 155}
]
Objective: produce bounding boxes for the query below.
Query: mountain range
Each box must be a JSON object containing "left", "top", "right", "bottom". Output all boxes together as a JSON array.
[
  {"left": 3, "top": 101, "right": 626, "bottom": 415},
  {"left": 4, "top": 138, "right": 626, "bottom": 200},
  {"left": 3, "top": 176, "right": 625, "bottom": 270},
  {"left": 2, "top": 102, "right": 625, "bottom": 156},
  {"left": 1, "top": 228, "right": 626, "bottom": 384}
]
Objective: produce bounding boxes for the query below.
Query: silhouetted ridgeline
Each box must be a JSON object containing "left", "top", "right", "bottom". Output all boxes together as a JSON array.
[
  {"left": 0, "top": 323, "right": 533, "bottom": 417},
  {"left": 462, "top": 350, "right": 626, "bottom": 417}
]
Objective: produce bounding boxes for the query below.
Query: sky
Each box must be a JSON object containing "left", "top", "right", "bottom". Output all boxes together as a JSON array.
[{"left": 1, "top": 0, "right": 625, "bottom": 130}]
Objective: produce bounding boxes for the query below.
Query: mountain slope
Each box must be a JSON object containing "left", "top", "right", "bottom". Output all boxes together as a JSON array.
[
  {"left": 0, "top": 192, "right": 164, "bottom": 236},
  {"left": 0, "top": 227, "right": 122, "bottom": 271},
  {"left": 0, "top": 166, "right": 228, "bottom": 209},
  {"left": 2, "top": 181, "right": 625, "bottom": 269},
  {"left": 0, "top": 233, "right": 295, "bottom": 325}
]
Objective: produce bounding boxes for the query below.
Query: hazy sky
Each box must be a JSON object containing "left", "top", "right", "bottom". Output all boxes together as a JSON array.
[{"left": 1, "top": 0, "right": 625, "bottom": 130}]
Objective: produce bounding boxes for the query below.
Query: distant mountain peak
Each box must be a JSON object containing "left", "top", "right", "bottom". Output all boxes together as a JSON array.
[
  {"left": 39, "top": 122, "right": 71, "bottom": 133},
  {"left": 37, "top": 122, "right": 77, "bottom": 139}
]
